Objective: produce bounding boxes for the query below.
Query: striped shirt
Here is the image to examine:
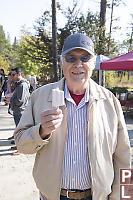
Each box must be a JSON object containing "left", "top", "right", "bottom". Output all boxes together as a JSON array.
[{"left": 62, "top": 82, "right": 91, "bottom": 190}]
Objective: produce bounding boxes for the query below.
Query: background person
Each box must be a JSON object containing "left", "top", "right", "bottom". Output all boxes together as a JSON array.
[
  {"left": 0, "top": 68, "right": 7, "bottom": 104},
  {"left": 14, "top": 33, "right": 131, "bottom": 200},
  {"left": 9, "top": 67, "right": 30, "bottom": 155},
  {"left": 30, "top": 75, "right": 37, "bottom": 91},
  {"left": 4, "top": 72, "right": 15, "bottom": 105}
]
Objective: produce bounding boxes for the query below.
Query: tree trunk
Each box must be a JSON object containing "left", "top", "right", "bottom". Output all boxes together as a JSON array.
[
  {"left": 99, "top": 0, "right": 107, "bottom": 55},
  {"left": 108, "top": 0, "right": 114, "bottom": 52},
  {"left": 99, "top": 0, "right": 107, "bottom": 86},
  {"left": 52, "top": 0, "right": 58, "bottom": 81}
]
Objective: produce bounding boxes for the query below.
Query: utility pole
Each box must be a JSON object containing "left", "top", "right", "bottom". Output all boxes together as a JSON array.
[{"left": 52, "top": 0, "right": 58, "bottom": 81}]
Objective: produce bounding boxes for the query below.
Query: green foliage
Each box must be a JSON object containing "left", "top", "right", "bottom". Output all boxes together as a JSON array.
[
  {"left": 0, "top": 55, "right": 10, "bottom": 73},
  {"left": 58, "top": 8, "right": 101, "bottom": 56},
  {"left": 0, "top": 1, "right": 132, "bottom": 86},
  {"left": 107, "top": 87, "right": 128, "bottom": 97},
  {"left": 15, "top": 11, "right": 55, "bottom": 80},
  {"left": 0, "top": 25, "right": 20, "bottom": 70},
  {"left": 0, "top": 25, "right": 7, "bottom": 56},
  {"left": 105, "top": 71, "right": 133, "bottom": 89},
  {"left": 105, "top": 71, "right": 116, "bottom": 87},
  {"left": 17, "top": 35, "right": 53, "bottom": 77}
]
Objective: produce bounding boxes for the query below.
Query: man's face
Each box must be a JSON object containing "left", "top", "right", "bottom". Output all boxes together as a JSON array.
[
  {"left": 8, "top": 75, "right": 13, "bottom": 81},
  {"left": 11, "top": 71, "right": 19, "bottom": 82},
  {"left": 61, "top": 49, "right": 95, "bottom": 93}
]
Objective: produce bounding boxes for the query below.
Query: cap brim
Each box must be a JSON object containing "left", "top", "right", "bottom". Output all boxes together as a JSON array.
[{"left": 61, "top": 47, "right": 94, "bottom": 56}]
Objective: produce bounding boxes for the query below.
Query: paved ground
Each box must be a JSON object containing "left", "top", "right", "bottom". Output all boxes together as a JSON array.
[
  {"left": 0, "top": 104, "right": 39, "bottom": 200},
  {"left": 0, "top": 103, "right": 133, "bottom": 200}
]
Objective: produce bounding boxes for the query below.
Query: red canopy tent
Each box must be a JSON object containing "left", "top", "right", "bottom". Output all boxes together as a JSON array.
[{"left": 101, "top": 50, "right": 133, "bottom": 70}]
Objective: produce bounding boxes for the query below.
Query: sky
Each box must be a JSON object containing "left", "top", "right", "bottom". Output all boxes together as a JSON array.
[{"left": 0, "top": 0, "right": 133, "bottom": 44}]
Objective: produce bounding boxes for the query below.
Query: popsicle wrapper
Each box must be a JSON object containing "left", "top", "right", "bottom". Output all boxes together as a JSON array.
[{"left": 52, "top": 88, "right": 65, "bottom": 108}]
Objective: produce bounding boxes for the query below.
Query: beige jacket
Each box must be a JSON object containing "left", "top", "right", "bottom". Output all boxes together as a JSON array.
[{"left": 14, "top": 78, "right": 131, "bottom": 200}]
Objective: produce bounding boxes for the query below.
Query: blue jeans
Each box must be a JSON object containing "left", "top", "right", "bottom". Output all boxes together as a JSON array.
[{"left": 60, "top": 195, "right": 92, "bottom": 200}]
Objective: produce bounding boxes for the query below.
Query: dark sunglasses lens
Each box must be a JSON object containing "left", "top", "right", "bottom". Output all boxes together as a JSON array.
[
  {"left": 65, "top": 55, "right": 76, "bottom": 63},
  {"left": 64, "top": 54, "right": 92, "bottom": 63},
  {"left": 81, "top": 55, "right": 91, "bottom": 62},
  {"left": 11, "top": 73, "right": 16, "bottom": 76}
]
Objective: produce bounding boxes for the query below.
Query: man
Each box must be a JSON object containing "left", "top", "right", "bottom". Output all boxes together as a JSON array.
[
  {"left": 10, "top": 67, "right": 30, "bottom": 154},
  {"left": 0, "top": 68, "right": 7, "bottom": 104},
  {"left": 14, "top": 33, "right": 131, "bottom": 200}
]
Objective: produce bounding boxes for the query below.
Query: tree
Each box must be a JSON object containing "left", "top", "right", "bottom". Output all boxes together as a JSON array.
[
  {"left": 57, "top": 0, "right": 80, "bottom": 53},
  {"left": 0, "top": 25, "right": 20, "bottom": 70},
  {"left": 98, "top": 0, "right": 107, "bottom": 55},
  {"left": 107, "top": 0, "right": 125, "bottom": 53},
  {"left": 0, "top": 25, "right": 11, "bottom": 58},
  {"left": 0, "top": 25, "right": 7, "bottom": 56},
  {"left": 52, "top": 0, "right": 58, "bottom": 81},
  {"left": 0, "top": 25, "right": 11, "bottom": 72},
  {"left": 128, "top": 14, "right": 133, "bottom": 52},
  {"left": 14, "top": 1, "right": 126, "bottom": 84},
  {"left": 0, "top": 55, "right": 10, "bottom": 73},
  {"left": 16, "top": 11, "right": 56, "bottom": 81},
  {"left": 17, "top": 35, "right": 53, "bottom": 79}
]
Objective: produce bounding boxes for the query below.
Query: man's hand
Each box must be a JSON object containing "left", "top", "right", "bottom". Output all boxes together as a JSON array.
[{"left": 39, "top": 107, "right": 63, "bottom": 139}]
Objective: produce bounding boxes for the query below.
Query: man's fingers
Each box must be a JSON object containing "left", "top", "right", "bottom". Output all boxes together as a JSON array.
[
  {"left": 41, "top": 108, "right": 62, "bottom": 117},
  {"left": 41, "top": 119, "right": 62, "bottom": 135},
  {"left": 40, "top": 108, "right": 63, "bottom": 138},
  {"left": 44, "top": 117, "right": 63, "bottom": 128},
  {"left": 41, "top": 113, "right": 63, "bottom": 122}
]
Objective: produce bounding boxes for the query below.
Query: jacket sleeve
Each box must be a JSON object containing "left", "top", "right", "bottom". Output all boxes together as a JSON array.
[
  {"left": 109, "top": 96, "right": 131, "bottom": 200},
  {"left": 14, "top": 95, "right": 51, "bottom": 154}
]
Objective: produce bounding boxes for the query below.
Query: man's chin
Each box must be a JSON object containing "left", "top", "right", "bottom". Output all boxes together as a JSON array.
[{"left": 72, "top": 77, "right": 85, "bottom": 83}]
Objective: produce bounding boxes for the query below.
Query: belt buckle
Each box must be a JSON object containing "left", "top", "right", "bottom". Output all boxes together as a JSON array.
[{"left": 66, "top": 190, "right": 75, "bottom": 198}]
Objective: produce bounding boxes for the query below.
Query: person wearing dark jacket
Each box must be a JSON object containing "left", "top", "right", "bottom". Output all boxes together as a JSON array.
[
  {"left": 9, "top": 67, "right": 30, "bottom": 154},
  {"left": 0, "top": 68, "right": 7, "bottom": 104}
]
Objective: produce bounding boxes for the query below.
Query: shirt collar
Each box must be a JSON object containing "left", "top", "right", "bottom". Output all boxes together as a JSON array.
[{"left": 64, "top": 81, "right": 89, "bottom": 104}]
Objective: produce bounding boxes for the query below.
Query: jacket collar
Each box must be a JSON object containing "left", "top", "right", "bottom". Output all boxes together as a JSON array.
[{"left": 89, "top": 79, "right": 107, "bottom": 102}]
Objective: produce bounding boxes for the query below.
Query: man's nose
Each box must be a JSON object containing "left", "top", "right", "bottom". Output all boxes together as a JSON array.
[{"left": 75, "top": 59, "right": 83, "bottom": 67}]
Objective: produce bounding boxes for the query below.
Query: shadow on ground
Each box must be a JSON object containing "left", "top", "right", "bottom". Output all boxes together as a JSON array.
[
  {"left": 0, "top": 137, "right": 17, "bottom": 156},
  {"left": 0, "top": 128, "right": 15, "bottom": 131},
  {"left": 0, "top": 139, "right": 13, "bottom": 147},
  {"left": 0, "top": 148, "right": 13, "bottom": 157},
  {"left": 0, "top": 152, "right": 15, "bottom": 156}
]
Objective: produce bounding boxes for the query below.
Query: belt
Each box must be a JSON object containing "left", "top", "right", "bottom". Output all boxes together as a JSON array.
[{"left": 60, "top": 189, "right": 91, "bottom": 199}]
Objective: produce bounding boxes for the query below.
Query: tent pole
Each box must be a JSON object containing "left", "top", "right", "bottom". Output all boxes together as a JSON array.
[{"left": 99, "top": 70, "right": 102, "bottom": 85}]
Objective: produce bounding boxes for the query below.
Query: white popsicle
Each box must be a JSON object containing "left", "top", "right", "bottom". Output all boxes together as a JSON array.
[{"left": 52, "top": 88, "right": 65, "bottom": 108}]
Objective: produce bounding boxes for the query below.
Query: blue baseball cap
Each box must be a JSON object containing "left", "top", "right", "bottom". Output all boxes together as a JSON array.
[{"left": 61, "top": 33, "right": 94, "bottom": 56}]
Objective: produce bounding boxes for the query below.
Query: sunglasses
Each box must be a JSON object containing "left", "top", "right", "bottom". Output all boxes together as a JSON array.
[{"left": 64, "top": 54, "right": 92, "bottom": 63}]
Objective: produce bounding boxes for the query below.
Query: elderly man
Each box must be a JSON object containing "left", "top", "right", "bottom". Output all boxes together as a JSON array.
[{"left": 14, "top": 33, "right": 131, "bottom": 200}]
